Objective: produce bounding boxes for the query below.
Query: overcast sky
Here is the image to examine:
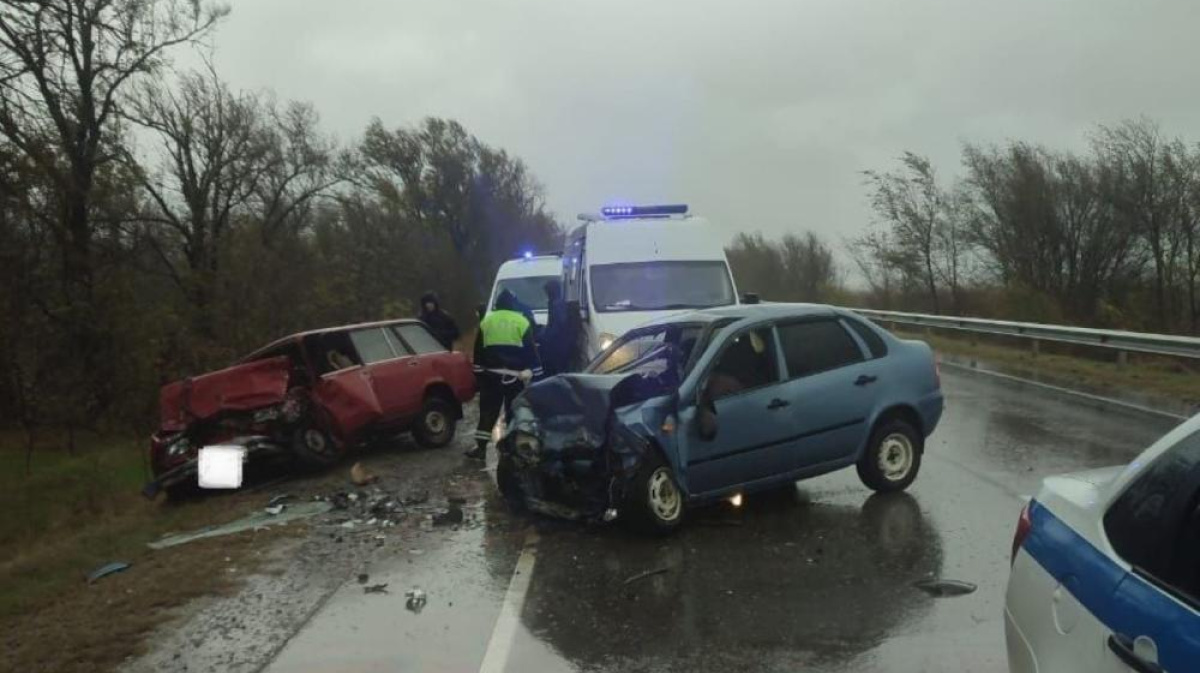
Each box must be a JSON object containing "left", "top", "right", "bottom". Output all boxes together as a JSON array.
[{"left": 204, "top": 0, "right": 1200, "bottom": 256}]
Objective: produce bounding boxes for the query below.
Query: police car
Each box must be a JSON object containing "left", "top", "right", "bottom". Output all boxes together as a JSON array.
[{"left": 1005, "top": 412, "right": 1200, "bottom": 672}]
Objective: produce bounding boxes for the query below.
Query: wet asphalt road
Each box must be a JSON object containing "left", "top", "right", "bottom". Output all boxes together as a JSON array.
[{"left": 263, "top": 368, "right": 1180, "bottom": 673}]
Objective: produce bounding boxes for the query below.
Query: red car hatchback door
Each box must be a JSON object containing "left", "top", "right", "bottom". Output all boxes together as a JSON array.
[{"left": 311, "top": 366, "right": 383, "bottom": 441}]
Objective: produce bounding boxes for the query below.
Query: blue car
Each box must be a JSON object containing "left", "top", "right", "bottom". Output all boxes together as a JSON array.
[{"left": 496, "top": 304, "right": 944, "bottom": 533}]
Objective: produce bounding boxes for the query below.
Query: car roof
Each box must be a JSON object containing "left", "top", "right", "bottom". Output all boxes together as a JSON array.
[
  {"left": 640, "top": 302, "right": 841, "bottom": 327},
  {"left": 241, "top": 318, "right": 424, "bottom": 361}
]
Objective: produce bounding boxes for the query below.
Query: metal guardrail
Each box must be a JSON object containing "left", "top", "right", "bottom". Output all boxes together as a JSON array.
[{"left": 853, "top": 309, "right": 1200, "bottom": 361}]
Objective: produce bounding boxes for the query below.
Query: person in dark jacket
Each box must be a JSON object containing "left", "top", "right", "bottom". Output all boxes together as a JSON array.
[
  {"left": 467, "top": 290, "right": 543, "bottom": 460},
  {"left": 419, "top": 292, "right": 461, "bottom": 350},
  {"left": 538, "top": 279, "right": 570, "bottom": 376}
]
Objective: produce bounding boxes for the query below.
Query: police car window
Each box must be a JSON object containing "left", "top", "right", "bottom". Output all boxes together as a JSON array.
[
  {"left": 1104, "top": 429, "right": 1200, "bottom": 594},
  {"left": 494, "top": 276, "right": 556, "bottom": 311},
  {"left": 843, "top": 318, "right": 888, "bottom": 359},
  {"left": 777, "top": 320, "right": 864, "bottom": 378},
  {"left": 393, "top": 324, "right": 444, "bottom": 355},
  {"left": 350, "top": 328, "right": 398, "bottom": 364}
]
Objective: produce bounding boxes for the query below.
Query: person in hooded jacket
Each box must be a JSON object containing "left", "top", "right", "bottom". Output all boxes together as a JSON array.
[
  {"left": 419, "top": 292, "right": 461, "bottom": 350},
  {"left": 468, "top": 289, "right": 543, "bottom": 460}
]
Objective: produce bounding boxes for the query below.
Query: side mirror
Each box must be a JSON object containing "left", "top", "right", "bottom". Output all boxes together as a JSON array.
[
  {"left": 696, "top": 385, "right": 718, "bottom": 441},
  {"left": 740, "top": 292, "right": 761, "bottom": 305}
]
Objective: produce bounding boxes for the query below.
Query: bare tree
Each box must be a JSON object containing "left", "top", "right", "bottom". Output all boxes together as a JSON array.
[
  {"left": 0, "top": 0, "right": 228, "bottom": 303},
  {"left": 861, "top": 152, "right": 955, "bottom": 313},
  {"left": 126, "top": 67, "right": 268, "bottom": 334}
]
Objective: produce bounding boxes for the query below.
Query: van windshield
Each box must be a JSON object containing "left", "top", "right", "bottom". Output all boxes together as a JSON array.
[
  {"left": 492, "top": 276, "right": 558, "bottom": 311},
  {"left": 590, "top": 261, "right": 735, "bottom": 312}
]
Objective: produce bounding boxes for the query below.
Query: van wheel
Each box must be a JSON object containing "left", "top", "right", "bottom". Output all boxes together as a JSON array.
[
  {"left": 291, "top": 426, "right": 340, "bottom": 469},
  {"left": 414, "top": 397, "right": 457, "bottom": 449},
  {"left": 626, "top": 452, "right": 685, "bottom": 535},
  {"left": 856, "top": 418, "right": 922, "bottom": 493}
]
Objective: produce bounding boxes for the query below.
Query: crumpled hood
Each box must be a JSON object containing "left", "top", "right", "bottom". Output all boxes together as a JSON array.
[
  {"left": 506, "top": 371, "right": 677, "bottom": 451},
  {"left": 507, "top": 375, "right": 623, "bottom": 450}
]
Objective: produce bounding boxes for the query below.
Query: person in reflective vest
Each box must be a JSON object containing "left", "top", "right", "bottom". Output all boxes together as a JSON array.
[{"left": 467, "top": 289, "right": 543, "bottom": 459}]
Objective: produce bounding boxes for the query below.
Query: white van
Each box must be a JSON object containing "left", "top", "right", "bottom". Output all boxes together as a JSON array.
[
  {"left": 564, "top": 204, "right": 739, "bottom": 357},
  {"left": 487, "top": 254, "right": 562, "bottom": 326}
]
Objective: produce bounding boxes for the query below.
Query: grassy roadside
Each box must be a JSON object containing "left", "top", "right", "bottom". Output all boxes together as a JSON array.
[
  {"left": 892, "top": 328, "right": 1199, "bottom": 412},
  {"left": 0, "top": 432, "right": 288, "bottom": 672}
]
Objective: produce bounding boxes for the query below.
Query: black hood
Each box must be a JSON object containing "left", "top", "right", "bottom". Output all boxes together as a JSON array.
[{"left": 419, "top": 292, "right": 439, "bottom": 312}]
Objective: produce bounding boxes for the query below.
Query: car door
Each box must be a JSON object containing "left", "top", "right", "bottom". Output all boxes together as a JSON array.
[
  {"left": 680, "top": 324, "right": 792, "bottom": 495},
  {"left": 772, "top": 318, "right": 875, "bottom": 470},
  {"left": 1101, "top": 428, "right": 1200, "bottom": 673},
  {"left": 391, "top": 321, "right": 447, "bottom": 394},
  {"left": 348, "top": 326, "right": 422, "bottom": 423}
]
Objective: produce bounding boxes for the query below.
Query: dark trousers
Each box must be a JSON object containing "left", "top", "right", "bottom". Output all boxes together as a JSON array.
[{"left": 474, "top": 376, "right": 524, "bottom": 449}]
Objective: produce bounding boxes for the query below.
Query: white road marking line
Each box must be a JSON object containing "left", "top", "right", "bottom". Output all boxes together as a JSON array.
[{"left": 478, "top": 529, "right": 539, "bottom": 673}]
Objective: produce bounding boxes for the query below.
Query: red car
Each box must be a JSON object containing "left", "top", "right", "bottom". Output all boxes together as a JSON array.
[{"left": 145, "top": 319, "right": 476, "bottom": 498}]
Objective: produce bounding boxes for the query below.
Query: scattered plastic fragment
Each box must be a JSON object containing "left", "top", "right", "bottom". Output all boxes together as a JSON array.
[
  {"left": 87, "top": 561, "right": 131, "bottom": 584},
  {"left": 623, "top": 567, "right": 670, "bottom": 585},
  {"left": 364, "top": 583, "right": 389, "bottom": 595},
  {"left": 405, "top": 587, "right": 427, "bottom": 613}
]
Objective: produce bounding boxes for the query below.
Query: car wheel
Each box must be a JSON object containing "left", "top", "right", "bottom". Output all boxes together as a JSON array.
[
  {"left": 626, "top": 452, "right": 685, "bottom": 535},
  {"left": 413, "top": 397, "right": 457, "bottom": 449},
  {"left": 856, "top": 418, "right": 922, "bottom": 493},
  {"left": 291, "top": 425, "right": 341, "bottom": 469},
  {"left": 495, "top": 454, "right": 526, "bottom": 513}
]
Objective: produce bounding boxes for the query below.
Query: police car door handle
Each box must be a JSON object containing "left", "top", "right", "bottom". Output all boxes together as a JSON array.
[
  {"left": 854, "top": 374, "right": 878, "bottom": 386},
  {"left": 1107, "top": 633, "right": 1163, "bottom": 673},
  {"left": 767, "top": 398, "right": 790, "bottom": 410}
]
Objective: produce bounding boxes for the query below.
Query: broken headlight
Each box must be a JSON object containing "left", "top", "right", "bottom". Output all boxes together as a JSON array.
[
  {"left": 514, "top": 432, "right": 541, "bottom": 461},
  {"left": 166, "top": 436, "right": 191, "bottom": 457}
]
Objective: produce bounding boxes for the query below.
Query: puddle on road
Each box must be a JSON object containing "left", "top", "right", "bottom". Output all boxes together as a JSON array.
[{"left": 912, "top": 579, "right": 978, "bottom": 597}]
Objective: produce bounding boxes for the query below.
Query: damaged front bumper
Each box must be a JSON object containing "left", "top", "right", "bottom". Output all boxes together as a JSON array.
[
  {"left": 141, "top": 435, "right": 285, "bottom": 498},
  {"left": 498, "top": 374, "right": 668, "bottom": 522}
]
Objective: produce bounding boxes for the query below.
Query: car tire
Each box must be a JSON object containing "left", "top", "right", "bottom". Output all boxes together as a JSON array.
[
  {"left": 291, "top": 425, "right": 340, "bottom": 469},
  {"left": 626, "top": 452, "right": 685, "bottom": 535},
  {"left": 495, "top": 454, "right": 526, "bottom": 513},
  {"left": 856, "top": 418, "right": 923, "bottom": 493},
  {"left": 413, "top": 396, "right": 457, "bottom": 449}
]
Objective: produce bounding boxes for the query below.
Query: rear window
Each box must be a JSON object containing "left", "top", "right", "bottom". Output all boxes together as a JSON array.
[
  {"left": 777, "top": 320, "right": 864, "bottom": 378},
  {"left": 394, "top": 323, "right": 445, "bottom": 355},
  {"left": 351, "top": 328, "right": 398, "bottom": 364},
  {"left": 843, "top": 318, "right": 888, "bottom": 359}
]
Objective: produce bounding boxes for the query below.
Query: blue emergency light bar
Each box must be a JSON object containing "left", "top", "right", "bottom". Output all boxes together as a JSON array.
[{"left": 600, "top": 204, "right": 689, "bottom": 218}]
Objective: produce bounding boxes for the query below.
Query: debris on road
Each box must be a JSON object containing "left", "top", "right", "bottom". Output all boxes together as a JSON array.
[
  {"left": 265, "top": 504, "right": 285, "bottom": 516},
  {"left": 86, "top": 561, "right": 131, "bottom": 584},
  {"left": 623, "top": 567, "right": 670, "bottom": 585},
  {"left": 913, "top": 579, "right": 977, "bottom": 597},
  {"left": 350, "top": 462, "right": 378, "bottom": 486},
  {"left": 363, "top": 583, "right": 389, "bottom": 595},
  {"left": 148, "top": 501, "right": 333, "bottom": 549},
  {"left": 431, "top": 504, "right": 464, "bottom": 527},
  {"left": 357, "top": 573, "right": 369, "bottom": 585},
  {"left": 268, "top": 494, "right": 293, "bottom": 507},
  {"left": 405, "top": 587, "right": 427, "bottom": 613}
]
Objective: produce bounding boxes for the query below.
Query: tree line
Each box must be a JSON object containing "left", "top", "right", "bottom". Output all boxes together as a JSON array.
[
  {"left": 852, "top": 120, "right": 1200, "bottom": 334},
  {"left": 0, "top": 1, "right": 558, "bottom": 442}
]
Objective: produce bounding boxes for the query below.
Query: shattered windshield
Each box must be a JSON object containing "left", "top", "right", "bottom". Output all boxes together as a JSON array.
[
  {"left": 588, "top": 323, "right": 705, "bottom": 379},
  {"left": 590, "top": 261, "right": 735, "bottom": 312}
]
